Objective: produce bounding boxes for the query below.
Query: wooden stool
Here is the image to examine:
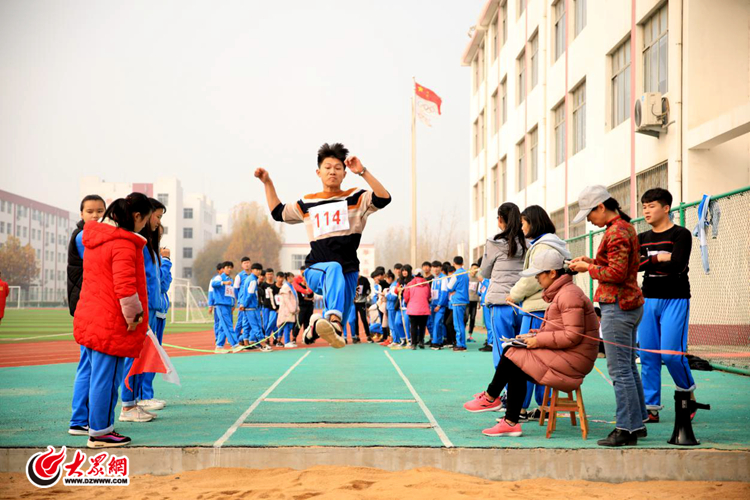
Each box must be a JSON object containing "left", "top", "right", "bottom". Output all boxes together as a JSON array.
[{"left": 539, "top": 386, "right": 588, "bottom": 439}]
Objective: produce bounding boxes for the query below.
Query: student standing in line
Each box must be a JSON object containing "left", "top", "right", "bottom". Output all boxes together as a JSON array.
[
  {"left": 480, "top": 203, "right": 527, "bottom": 368},
  {"left": 256, "top": 143, "right": 391, "bottom": 348},
  {"left": 292, "top": 266, "right": 315, "bottom": 341},
  {"left": 208, "top": 263, "right": 221, "bottom": 348},
  {"left": 447, "top": 256, "right": 470, "bottom": 351},
  {"left": 429, "top": 260, "right": 446, "bottom": 349},
  {"left": 233, "top": 257, "right": 252, "bottom": 342},
  {"left": 239, "top": 263, "right": 270, "bottom": 351},
  {"left": 420, "top": 261, "right": 435, "bottom": 341},
  {"left": 278, "top": 272, "right": 300, "bottom": 348},
  {"left": 569, "top": 185, "right": 647, "bottom": 447},
  {"left": 67, "top": 194, "right": 106, "bottom": 436},
  {"left": 467, "top": 263, "right": 481, "bottom": 343},
  {"left": 403, "top": 265, "right": 431, "bottom": 350},
  {"left": 385, "top": 271, "right": 405, "bottom": 348},
  {"left": 637, "top": 188, "right": 698, "bottom": 423},
  {"left": 478, "top": 261, "right": 494, "bottom": 353},
  {"left": 258, "top": 269, "right": 276, "bottom": 339},
  {"left": 73, "top": 193, "right": 152, "bottom": 448},
  {"left": 506, "top": 205, "right": 571, "bottom": 420},
  {"left": 398, "top": 265, "right": 413, "bottom": 346},
  {"left": 354, "top": 274, "right": 372, "bottom": 342},
  {"left": 210, "top": 261, "right": 242, "bottom": 354},
  {"left": 442, "top": 264, "right": 457, "bottom": 349},
  {"left": 120, "top": 197, "right": 168, "bottom": 422}
]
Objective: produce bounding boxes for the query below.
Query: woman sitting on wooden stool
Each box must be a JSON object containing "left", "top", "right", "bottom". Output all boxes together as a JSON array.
[{"left": 463, "top": 250, "right": 599, "bottom": 437}]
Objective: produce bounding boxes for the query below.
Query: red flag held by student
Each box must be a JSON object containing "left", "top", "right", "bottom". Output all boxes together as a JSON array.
[{"left": 125, "top": 329, "right": 181, "bottom": 390}]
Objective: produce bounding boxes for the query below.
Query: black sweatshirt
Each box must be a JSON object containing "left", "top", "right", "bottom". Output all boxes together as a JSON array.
[{"left": 638, "top": 225, "right": 692, "bottom": 299}]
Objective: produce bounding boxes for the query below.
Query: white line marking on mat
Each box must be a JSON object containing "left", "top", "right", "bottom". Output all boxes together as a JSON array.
[
  {"left": 240, "top": 422, "right": 433, "bottom": 429},
  {"left": 384, "top": 351, "right": 454, "bottom": 448},
  {"left": 213, "top": 350, "right": 310, "bottom": 448},
  {"left": 264, "top": 398, "right": 417, "bottom": 403}
]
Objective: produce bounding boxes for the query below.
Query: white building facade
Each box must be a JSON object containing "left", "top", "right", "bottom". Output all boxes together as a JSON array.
[
  {"left": 79, "top": 176, "right": 224, "bottom": 281},
  {"left": 279, "top": 243, "right": 376, "bottom": 277},
  {"left": 0, "top": 190, "right": 78, "bottom": 303},
  {"left": 462, "top": 0, "right": 750, "bottom": 260}
]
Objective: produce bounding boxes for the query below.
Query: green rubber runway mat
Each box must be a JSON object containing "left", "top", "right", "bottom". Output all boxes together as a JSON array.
[{"left": 1, "top": 338, "right": 748, "bottom": 450}]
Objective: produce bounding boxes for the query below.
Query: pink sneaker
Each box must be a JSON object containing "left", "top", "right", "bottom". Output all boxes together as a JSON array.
[
  {"left": 482, "top": 419, "right": 523, "bottom": 437},
  {"left": 463, "top": 392, "right": 502, "bottom": 413}
]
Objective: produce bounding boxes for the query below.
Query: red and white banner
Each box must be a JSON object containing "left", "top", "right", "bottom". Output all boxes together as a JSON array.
[
  {"left": 125, "top": 329, "right": 181, "bottom": 390},
  {"left": 415, "top": 82, "right": 442, "bottom": 127}
]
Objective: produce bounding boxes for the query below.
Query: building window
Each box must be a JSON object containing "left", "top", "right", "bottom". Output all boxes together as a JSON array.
[
  {"left": 643, "top": 4, "right": 668, "bottom": 94},
  {"left": 517, "top": 140, "right": 526, "bottom": 192},
  {"left": 572, "top": 83, "right": 586, "bottom": 154},
  {"left": 554, "top": 103, "right": 566, "bottom": 166},
  {"left": 611, "top": 38, "right": 631, "bottom": 127},
  {"left": 492, "top": 90, "right": 499, "bottom": 135},
  {"left": 36, "top": 249, "right": 40, "bottom": 259},
  {"left": 474, "top": 111, "right": 485, "bottom": 156},
  {"left": 575, "top": 0, "right": 587, "bottom": 37},
  {"left": 500, "top": 158, "right": 507, "bottom": 204},
  {"left": 183, "top": 267, "right": 193, "bottom": 279},
  {"left": 474, "top": 42, "right": 485, "bottom": 92},
  {"left": 491, "top": 164, "right": 499, "bottom": 208},
  {"left": 491, "top": 15, "right": 498, "bottom": 61},
  {"left": 473, "top": 179, "right": 486, "bottom": 220},
  {"left": 292, "top": 254, "right": 307, "bottom": 271},
  {"left": 501, "top": 78, "right": 507, "bottom": 124},
  {"left": 157, "top": 193, "right": 169, "bottom": 206},
  {"left": 473, "top": 183, "right": 480, "bottom": 221},
  {"left": 183, "top": 208, "right": 193, "bottom": 219},
  {"left": 22, "top": 227, "right": 27, "bottom": 238},
  {"left": 530, "top": 127, "right": 539, "bottom": 183},
  {"left": 554, "top": 0, "right": 566, "bottom": 62},
  {"left": 479, "top": 177, "right": 485, "bottom": 218},
  {"left": 0, "top": 222, "right": 4, "bottom": 233},
  {"left": 216, "top": 224, "right": 223, "bottom": 234},
  {"left": 183, "top": 247, "right": 193, "bottom": 259},
  {"left": 518, "top": 0, "right": 526, "bottom": 18},
  {"left": 0, "top": 201, "right": 4, "bottom": 211},
  {"left": 517, "top": 50, "right": 526, "bottom": 105},
  {"left": 162, "top": 225, "right": 168, "bottom": 235},
  {"left": 183, "top": 227, "right": 193, "bottom": 239},
  {"left": 501, "top": 1, "right": 507, "bottom": 46},
  {"left": 530, "top": 34, "right": 539, "bottom": 89}
]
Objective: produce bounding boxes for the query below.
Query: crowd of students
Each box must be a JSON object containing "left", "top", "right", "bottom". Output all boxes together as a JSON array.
[{"left": 61, "top": 136, "right": 699, "bottom": 449}]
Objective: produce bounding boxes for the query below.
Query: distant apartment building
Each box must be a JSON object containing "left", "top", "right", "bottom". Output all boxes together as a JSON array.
[
  {"left": 462, "top": 0, "right": 750, "bottom": 260},
  {"left": 0, "top": 190, "right": 78, "bottom": 302},
  {"left": 79, "top": 176, "right": 225, "bottom": 281}
]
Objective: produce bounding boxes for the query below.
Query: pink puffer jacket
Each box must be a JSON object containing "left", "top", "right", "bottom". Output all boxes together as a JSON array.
[
  {"left": 505, "top": 274, "right": 599, "bottom": 392},
  {"left": 403, "top": 276, "right": 431, "bottom": 316}
]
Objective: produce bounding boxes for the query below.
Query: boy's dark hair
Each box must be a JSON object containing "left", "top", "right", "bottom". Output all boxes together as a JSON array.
[
  {"left": 471, "top": 262, "right": 479, "bottom": 268},
  {"left": 224, "top": 261, "right": 234, "bottom": 268},
  {"left": 300, "top": 265, "right": 306, "bottom": 271},
  {"left": 421, "top": 261, "right": 431, "bottom": 268},
  {"left": 393, "top": 263, "right": 402, "bottom": 270},
  {"left": 80, "top": 194, "right": 105, "bottom": 212},
  {"left": 101, "top": 192, "right": 152, "bottom": 234},
  {"left": 453, "top": 256, "right": 464, "bottom": 266},
  {"left": 431, "top": 260, "right": 442, "bottom": 267},
  {"left": 276, "top": 272, "right": 285, "bottom": 278},
  {"left": 216, "top": 263, "right": 224, "bottom": 271},
  {"left": 603, "top": 197, "right": 632, "bottom": 223},
  {"left": 441, "top": 263, "right": 451, "bottom": 274},
  {"left": 286, "top": 272, "right": 295, "bottom": 279},
  {"left": 641, "top": 188, "right": 673, "bottom": 209},
  {"left": 241, "top": 256, "right": 251, "bottom": 262},
  {"left": 371, "top": 269, "right": 384, "bottom": 278},
  {"left": 251, "top": 263, "right": 263, "bottom": 270},
  {"left": 521, "top": 205, "right": 556, "bottom": 240},
  {"left": 386, "top": 270, "right": 395, "bottom": 280},
  {"left": 317, "top": 142, "right": 349, "bottom": 167},
  {"left": 448, "top": 265, "right": 456, "bottom": 273},
  {"left": 265, "top": 268, "right": 274, "bottom": 274},
  {"left": 442, "top": 261, "right": 451, "bottom": 268}
]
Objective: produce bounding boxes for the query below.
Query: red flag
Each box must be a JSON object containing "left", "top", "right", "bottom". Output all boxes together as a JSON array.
[
  {"left": 414, "top": 82, "right": 442, "bottom": 126},
  {"left": 125, "top": 329, "right": 180, "bottom": 390}
]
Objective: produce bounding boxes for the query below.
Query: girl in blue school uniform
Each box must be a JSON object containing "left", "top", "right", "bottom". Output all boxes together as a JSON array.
[{"left": 73, "top": 193, "right": 153, "bottom": 448}]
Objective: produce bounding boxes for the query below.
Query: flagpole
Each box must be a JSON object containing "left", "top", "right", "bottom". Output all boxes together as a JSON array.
[{"left": 411, "top": 77, "right": 417, "bottom": 266}]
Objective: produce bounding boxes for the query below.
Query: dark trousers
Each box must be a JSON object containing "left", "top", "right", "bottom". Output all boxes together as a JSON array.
[
  {"left": 409, "top": 315, "right": 428, "bottom": 346},
  {"left": 467, "top": 301, "right": 479, "bottom": 334},
  {"left": 486, "top": 348, "right": 531, "bottom": 424},
  {"left": 355, "top": 302, "right": 371, "bottom": 339},
  {"left": 444, "top": 308, "right": 456, "bottom": 346},
  {"left": 296, "top": 302, "right": 314, "bottom": 338}
]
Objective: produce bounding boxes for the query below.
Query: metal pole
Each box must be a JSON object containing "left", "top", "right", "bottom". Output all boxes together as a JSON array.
[{"left": 411, "top": 80, "right": 417, "bottom": 266}]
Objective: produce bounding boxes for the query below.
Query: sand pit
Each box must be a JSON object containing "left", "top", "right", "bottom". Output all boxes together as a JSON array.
[{"left": 2, "top": 466, "right": 749, "bottom": 499}]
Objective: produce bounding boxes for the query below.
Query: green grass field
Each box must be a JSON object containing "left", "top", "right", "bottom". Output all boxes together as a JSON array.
[{"left": 0, "top": 308, "right": 212, "bottom": 342}]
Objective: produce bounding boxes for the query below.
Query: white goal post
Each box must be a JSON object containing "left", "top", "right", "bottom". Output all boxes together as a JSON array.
[
  {"left": 7, "top": 286, "right": 21, "bottom": 309},
  {"left": 169, "top": 278, "right": 212, "bottom": 324}
]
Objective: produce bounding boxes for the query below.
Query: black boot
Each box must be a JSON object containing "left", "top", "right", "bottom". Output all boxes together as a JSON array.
[
  {"left": 479, "top": 343, "right": 493, "bottom": 352},
  {"left": 668, "top": 391, "right": 710, "bottom": 446},
  {"left": 597, "top": 428, "right": 637, "bottom": 447}
]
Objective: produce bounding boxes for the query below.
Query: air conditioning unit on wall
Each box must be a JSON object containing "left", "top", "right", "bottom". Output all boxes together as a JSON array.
[{"left": 635, "top": 93, "right": 668, "bottom": 137}]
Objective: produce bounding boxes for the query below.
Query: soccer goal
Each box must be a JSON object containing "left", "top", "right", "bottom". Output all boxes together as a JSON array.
[
  {"left": 7, "top": 286, "right": 21, "bottom": 309},
  {"left": 169, "top": 278, "right": 212, "bottom": 324}
]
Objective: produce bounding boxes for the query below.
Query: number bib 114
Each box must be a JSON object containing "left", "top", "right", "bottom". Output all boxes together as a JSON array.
[{"left": 308, "top": 201, "right": 350, "bottom": 238}]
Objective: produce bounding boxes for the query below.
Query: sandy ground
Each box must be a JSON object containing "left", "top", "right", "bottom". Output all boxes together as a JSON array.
[{"left": 1, "top": 466, "right": 749, "bottom": 499}]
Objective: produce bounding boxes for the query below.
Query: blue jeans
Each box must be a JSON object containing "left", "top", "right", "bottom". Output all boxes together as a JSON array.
[
  {"left": 638, "top": 298, "right": 695, "bottom": 410},
  {"left": 305, "top": 262, "right": 358, "bottom": 322},
  {"left": 452, "top": 304, "right": 467, "bottom": 348},
  {"left": 600, "top": 302, "right": 647, "bottom": 432}
]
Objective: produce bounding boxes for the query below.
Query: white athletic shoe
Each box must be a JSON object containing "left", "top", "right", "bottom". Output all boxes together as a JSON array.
[
  {"left": 261, "top": 345, "right": 273, "bottom": 352},
  {"left": 304, "top": 314, "right": 322, "bottom": 344},
  {"left": 231, "top": 345, "right": 245, "bottom": 353},
  {"left": 214, "top": 347, "right": 229, "bottom": 354},
  {"left": 119, "top": 406, "right": 154, "bottom": 423},
  {"left": 284, "top": 342, "right": 295, "bottom": 348},
  {"left": 315, "top": 317, "right": 346, "bottom": 349},
  {"left": 138, "top": 399, "right": 165, "bottom": 411}
]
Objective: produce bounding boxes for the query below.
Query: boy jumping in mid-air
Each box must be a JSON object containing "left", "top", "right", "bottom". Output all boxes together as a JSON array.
[{"left": 255, "top": 142, "right": 391, "bottom": 348}]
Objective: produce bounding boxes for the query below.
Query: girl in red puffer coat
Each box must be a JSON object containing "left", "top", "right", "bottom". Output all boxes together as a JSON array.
[{"left": 73, "top": 193, "right": 153, "bottom": 449}]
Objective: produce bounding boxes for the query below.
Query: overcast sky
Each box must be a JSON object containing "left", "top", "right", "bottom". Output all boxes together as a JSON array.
[{"left": 0, "top": 0, "right": 484, "bottom": 243}]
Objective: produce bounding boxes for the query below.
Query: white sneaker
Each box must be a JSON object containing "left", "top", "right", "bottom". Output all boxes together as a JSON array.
[
  {"left": 151, "top": 398, "right": 166, "bottom": 406},
  {"left": 304, "top": 314, "right": 322, "bottom": 344},
  {"left": 284, "top": 342, "right": 295, "bottom": 348},
  {"left": 119, "top": 406, "right": 154, "bottom": 423},
  {"left": 261, "top": 345, "right": 273, "bottom": 352},
  {"left": 315, "top": 317, "right": 346, "bottom": 349},
  {"left": 290, "top": 342, "right": 298, "bottom": 348},
  {"left": 214, "top": 347, "right": 229, "bottom": 354},
  {"left": 231, "top": 345, "right": 245, "bottom": 353},
  {"left": 138, "top": 399, "right": 165, "bottom": 411}
]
